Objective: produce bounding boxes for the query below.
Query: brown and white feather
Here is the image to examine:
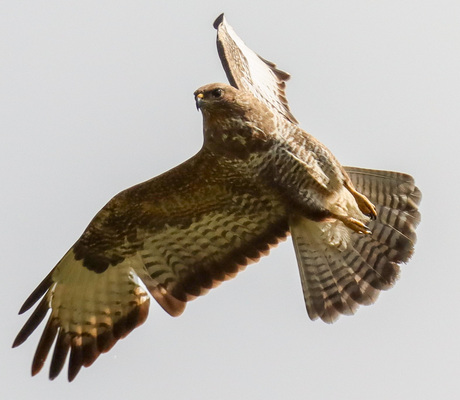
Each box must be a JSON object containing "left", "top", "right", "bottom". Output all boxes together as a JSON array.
[
  {"left": 214, "top": 14, "right": 298, "bottom": 124},
  {"left": 14, "top": 15, "right": 421, "bottom": 382},
  {"left": 291, "top": 167, "right": 421, "bottom": 323},
  {"left": 14, "top": 150, "right": 289, "bottom": 380}
]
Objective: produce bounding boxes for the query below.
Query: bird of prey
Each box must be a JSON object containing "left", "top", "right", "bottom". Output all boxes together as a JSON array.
[{"left": 14, "top": 14, "right": 421, "bottom": 381}]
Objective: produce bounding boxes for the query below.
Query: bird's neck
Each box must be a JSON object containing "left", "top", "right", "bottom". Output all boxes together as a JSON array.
[{"left": 202, "top": 114, "right": 270, "bottom": 159}]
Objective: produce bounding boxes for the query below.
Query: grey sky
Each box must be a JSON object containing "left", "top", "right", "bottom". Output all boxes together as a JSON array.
[{"left": 1, "top": 1, "right": 459, "bottom": 399}]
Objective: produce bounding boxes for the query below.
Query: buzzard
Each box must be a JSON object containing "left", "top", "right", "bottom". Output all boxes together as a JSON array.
[{"left": 14, "top": 14, "right": 421, "bottom": 381}]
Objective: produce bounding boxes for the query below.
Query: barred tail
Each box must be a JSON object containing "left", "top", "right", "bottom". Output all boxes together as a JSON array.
[{"left": 290, "top": 167, "right": 421, "bottom": 323}]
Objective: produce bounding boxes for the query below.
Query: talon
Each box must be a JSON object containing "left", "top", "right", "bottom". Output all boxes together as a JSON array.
[
  {"left": 334, "top": 214, "right": 372, "bottom": 234},
  {"left": 344, "top": 181, "right": 377, "bottom": 219},
  {"left": 344, "top": 217, "right": 372, "bottom": 234},
  {"left": 361, "top": 200, "right": 377, "bottom": 220}
]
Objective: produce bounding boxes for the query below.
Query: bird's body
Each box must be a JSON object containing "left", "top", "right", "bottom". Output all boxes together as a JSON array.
[{"left": 14, "top": 14, "right": 421, "bottom": 381}]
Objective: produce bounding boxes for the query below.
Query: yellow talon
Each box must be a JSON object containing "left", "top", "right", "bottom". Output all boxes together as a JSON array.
[
  {"left": 333, "top": 214, "right": 372, "bottom": 234},
  {"left": 344, "top": 181, "right": 377, "bottom": 219}
]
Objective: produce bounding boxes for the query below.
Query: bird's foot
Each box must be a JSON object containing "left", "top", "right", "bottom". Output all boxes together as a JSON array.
[
  {"left": 345, "top": 182, "right": 377, "bottom": 220},
  {"left": 334, "top": 214, "right": 372, "bottom": 234}
]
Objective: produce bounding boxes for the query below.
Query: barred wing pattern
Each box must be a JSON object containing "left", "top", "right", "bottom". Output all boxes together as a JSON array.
[
  {"left": 291, "top": 167, "right": 421, "bottom": 323},
  {"left": 214, "top": 14, "right": 298, "bottom": 124},
  {"left": 14, "top": 14, "right": 422, "bottom": 382},
  {"left": 13, "top": 251, "right": 151, "bottom": 381},
  {"left": 14, "top": 151, "right": 289, "bottom": 381}
]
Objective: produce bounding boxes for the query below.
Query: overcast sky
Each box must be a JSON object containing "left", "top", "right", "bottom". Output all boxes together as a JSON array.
[{"left": 1, "top": 1, "right": 459, "bottom": 399}]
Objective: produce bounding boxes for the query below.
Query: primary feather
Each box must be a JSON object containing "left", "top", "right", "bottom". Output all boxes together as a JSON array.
[{"left": 14, "top": 15, "right": 421, "bottom": 381}]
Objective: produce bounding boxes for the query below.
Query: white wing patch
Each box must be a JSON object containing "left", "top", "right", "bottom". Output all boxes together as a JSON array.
[{"left": 215, "top": 14, "right": 298, "bottom": 124}]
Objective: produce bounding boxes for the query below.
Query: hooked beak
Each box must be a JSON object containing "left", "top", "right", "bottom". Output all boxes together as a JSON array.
[{"left": 195, "top": 92, "right": 204, "bottom": 110}]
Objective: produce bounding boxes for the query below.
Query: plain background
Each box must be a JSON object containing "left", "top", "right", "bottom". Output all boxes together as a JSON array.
[{"left": 1, "top": 1, "right": 459, "bottom": 399}]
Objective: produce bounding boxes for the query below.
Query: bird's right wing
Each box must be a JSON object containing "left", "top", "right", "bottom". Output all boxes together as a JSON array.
[
  {"left": 214, "top": 14, "right": 298, "bottom": 124},
  {"left": 14, "top": 150, "right": 289, "bottom": 381}
]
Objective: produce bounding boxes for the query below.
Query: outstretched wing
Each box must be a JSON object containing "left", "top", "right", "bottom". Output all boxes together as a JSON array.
[
  {"left": 14, "top": 150, "right": 289, "bottom": 381},
  {"left": 214, "top": 14, "right": 298, "bottom": 124}
]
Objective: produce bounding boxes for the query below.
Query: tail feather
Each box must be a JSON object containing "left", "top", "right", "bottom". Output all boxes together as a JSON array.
[
  {"left": 345, "top": 167, "right": 421, "bottom": 214},
  {"left": 291, "top": 167, "right": 421, "bottom": 323}
]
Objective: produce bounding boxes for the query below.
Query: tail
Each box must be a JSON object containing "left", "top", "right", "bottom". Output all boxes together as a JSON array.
[{"left": 290, "top": 167, "right": 421, "bottom": 323}]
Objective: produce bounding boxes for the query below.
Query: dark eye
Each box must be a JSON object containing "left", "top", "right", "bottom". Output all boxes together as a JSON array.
[{"left": 211, "top": 88, "right": 223, "bottom": 98}]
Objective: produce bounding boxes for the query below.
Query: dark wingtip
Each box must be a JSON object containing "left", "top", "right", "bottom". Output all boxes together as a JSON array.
[
  {"left": 213, "top": 13, "right": 225, "bottom": 29},
  {"left": 68, "top": 345, "right": 83, "bottom": 382},
  {"left": 18, "top": 270, "right": 54, "bottom": 314},
  {"left": 49, "top": 331, "right": 70, "bottom": 380},
  {"left": 13, "top": 296, "right": 50, "bottom": 348}
]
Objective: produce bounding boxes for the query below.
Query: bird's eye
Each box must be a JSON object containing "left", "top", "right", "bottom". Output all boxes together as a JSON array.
[{"left": 211, "top": 88, "right": 223, "bottom": 98}]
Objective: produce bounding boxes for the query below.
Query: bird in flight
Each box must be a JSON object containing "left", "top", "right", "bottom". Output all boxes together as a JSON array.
[{"left": 14, "top": 14, "right": 421, "bottom": 381}]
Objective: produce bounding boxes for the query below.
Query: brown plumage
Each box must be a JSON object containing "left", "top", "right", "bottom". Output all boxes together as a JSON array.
[{"left": 14, "top": 14, "right": 421, "bottom": 381}]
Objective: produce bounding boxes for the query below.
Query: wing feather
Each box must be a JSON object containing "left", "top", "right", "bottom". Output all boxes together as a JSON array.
[
  {"left": 14, "top": 150, "right": 289, "bottom": 380},
  {"left": 214, "top": 14, "right": 298, "bottom": 124}
]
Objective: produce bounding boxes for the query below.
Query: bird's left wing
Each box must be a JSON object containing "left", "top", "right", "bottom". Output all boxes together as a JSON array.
[
  {"left": 13, "top": 150, "right": 289, "bottom": 381},
  {"left": 214, "top": 14, "right": 298, "bottom": 124}
]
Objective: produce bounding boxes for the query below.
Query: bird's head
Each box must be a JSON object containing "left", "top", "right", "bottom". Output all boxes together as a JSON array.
[
  {"left": 194, "top": 83, "right": 274, "bottom": 158},
  {"left": 194, "top": 83, "right": 246, "bottom": 115},
  {"left": 194, "top": 82, "right": 273, "bottom": 133}
]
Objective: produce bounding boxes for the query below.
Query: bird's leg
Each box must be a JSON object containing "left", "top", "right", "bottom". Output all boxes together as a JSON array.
[
  {"left": 344, "top": 181, "right": 377, "bottom": 220},
  {"left": 331, "top": 213, "right": 372, "bottom": 234}
]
